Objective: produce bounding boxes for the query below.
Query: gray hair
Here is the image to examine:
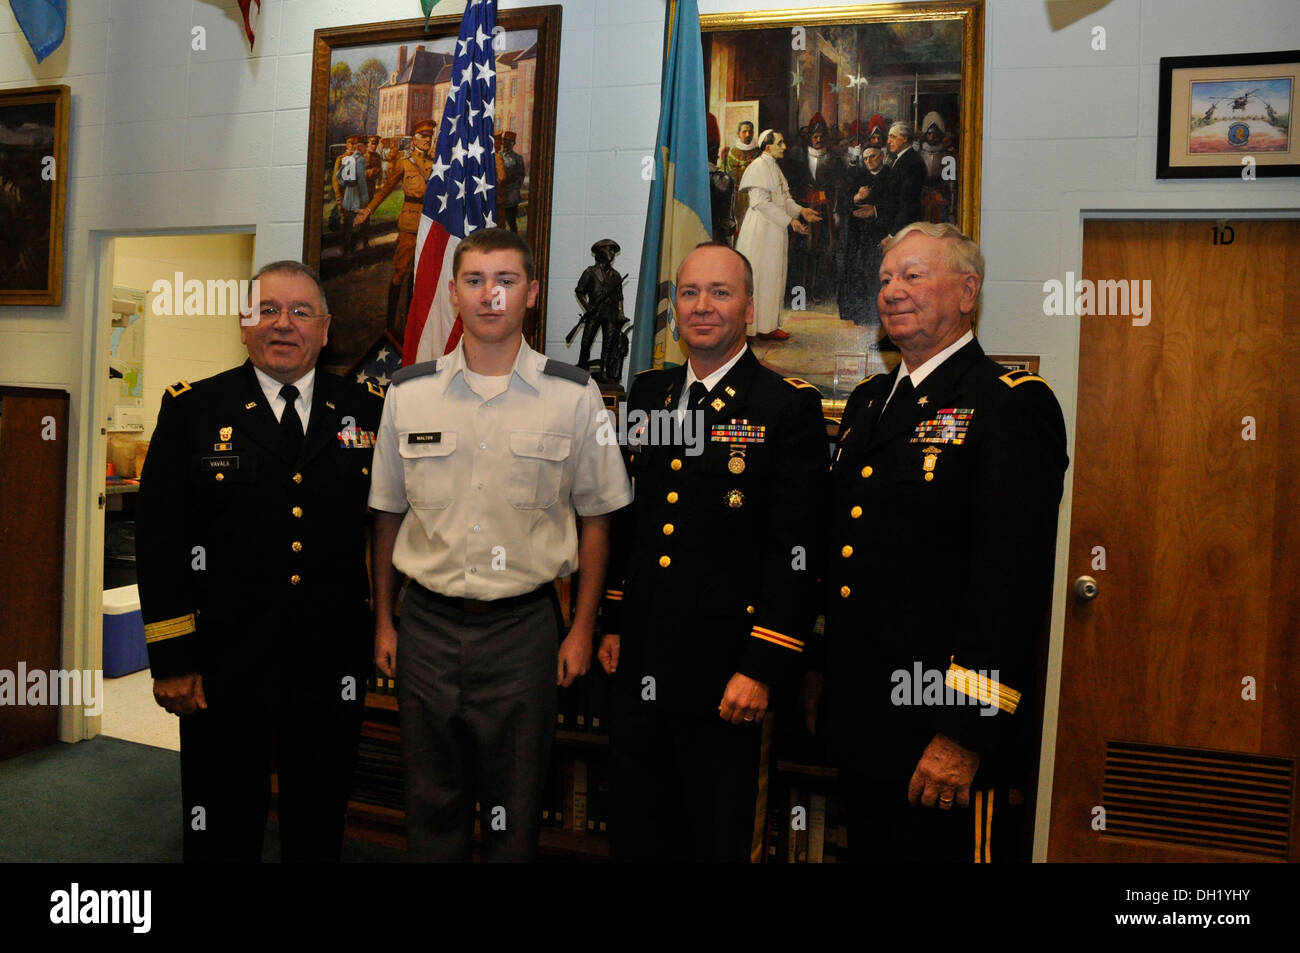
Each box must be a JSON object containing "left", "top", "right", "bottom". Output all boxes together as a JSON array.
[
  {"left": 888, "top": 121, "right": 913, "bottom": 142},
  {"left": 252, "top": 260, "right": 329, "bottom": 314},
  {"left": 881, "top": 222, "right": 984, "bottom": 321}
]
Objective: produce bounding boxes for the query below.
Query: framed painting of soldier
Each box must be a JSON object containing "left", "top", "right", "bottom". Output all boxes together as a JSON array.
[
  {"left": 700, "top": 2, "right": 984, "bottom": 399},
  {"left": 0, "top": 84, "right": 69, "bottom": 307},
  {"left": 303, "top": 6, "right": 562, "bottom": 374}
]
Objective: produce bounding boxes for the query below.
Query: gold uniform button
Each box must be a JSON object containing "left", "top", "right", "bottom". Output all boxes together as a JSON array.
[
  {"left": 746, "top": 605, "right": 755, "bottom": 615},
  {"left": 850, "top": 505, "right": 862, "bottom": 519},
  {"left": 861, "top": 466, "right": 873, "bottom": 478},
  {"left": 290, "top": 574, "right": 302, "bottom": 585},
  {"left": 659, "top": 555, "right": 671, "bottom": 568},
  {"left": 292, "top": 472, "right": 303, "bottom": 484},
  {"left": 291, "top": 541, "right": 303, "bottom": 553},
  {"left": 841, "top": 545, "right": 853, "bottom": 558},
  {"left": 670, "top": 458, "right": 683, "bottom": 471},
  {"left": 362, "top": 467, "right": 369, "bottom": 476},
  {"left": 214, "top": 473, "right": 224, "bottom": 482},
  {"left": 291, "top": 506, "right": 303, "bottom": 518},
  {"left": 662, "top": 523, "right": 674, "bottom": 535},
  {"left": 840, "top": 586, "right": 851, "bottom": 599},
  {"left": 666, "top": 491, "right": 678, "bottom": 504}
]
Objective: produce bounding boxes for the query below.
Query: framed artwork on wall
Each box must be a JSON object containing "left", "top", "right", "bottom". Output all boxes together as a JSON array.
[
  {"left": 303, "top": 6, "right": 561, "bottom": 373},
  {"left": 701, "top": 2, "right": 984, "bottom": 401},
  {"left": 1157, "top": 50, "right": 1298, "bottom": 179},
  {"left": 0, "top": 84, "right": 69, "bottom": 307}
]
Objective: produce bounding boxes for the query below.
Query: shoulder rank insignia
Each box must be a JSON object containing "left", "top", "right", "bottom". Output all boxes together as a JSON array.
[
  {"left": 784, "top": 377, "right": 818, "bottom": 390},
  {"left": 366, "top": 381, "right": 386, "bottom": 398},
  {"left": 165, "top": 380, "right": 192, "bottom": 398},
  {"left": 999, "top": 369, "right": 1052, "bottom": 391},
  {"left": 857, "top": 373, "right": 880, "bottom": 387},
  {"left": 390, "top": 360, "right": 442, "bottom": 385},
  {"left": 542, "top": 359, "right": 591, "bottom": 386}
]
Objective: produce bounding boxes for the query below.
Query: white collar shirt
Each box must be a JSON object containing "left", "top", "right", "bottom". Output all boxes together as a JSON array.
[
  {"left": 368, "top": 337, "right": 633, "bottom": 599},
  {"left": 253, "top": 365, "right": 315, "bottom": 429},
  {"left": 677, "top": 344, "right": 749, "bottom": 414},
  {"left": 883, "top": 329, "right": 974, "bottom": 410}
]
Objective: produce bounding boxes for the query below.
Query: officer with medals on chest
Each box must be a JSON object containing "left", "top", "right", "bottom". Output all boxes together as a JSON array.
[
  {"left": 136, "top": 261, "right": 385, "bottom": 862},
  {"left": 599, "top": 242, "right": 828, "bottom": 861},
  {"left": 811, "top": 223, "right": 1068, "bottom": 862}
]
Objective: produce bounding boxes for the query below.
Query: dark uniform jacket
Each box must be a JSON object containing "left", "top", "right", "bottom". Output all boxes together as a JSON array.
[
  {"left": 603, "top": 349, "right": 828, "bottom": 712},
  {"left": 822, "top": 338, "right": 1068, "bottom": 787},
  {"left": 884, "top": 145, "right": 925, "bottom": 235},
  {"left": 136, "top": 361, "right": 384, "bottom": 707}
]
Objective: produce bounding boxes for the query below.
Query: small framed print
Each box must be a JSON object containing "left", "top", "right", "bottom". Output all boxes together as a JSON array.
[{"left": 1157, "top": 50, "right": 1299, "bottom": 179}]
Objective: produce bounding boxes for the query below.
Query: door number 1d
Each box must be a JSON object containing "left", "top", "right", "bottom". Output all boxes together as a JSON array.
[{"left": 1211, "top": 223, "right": 1235, "bottom": 245}]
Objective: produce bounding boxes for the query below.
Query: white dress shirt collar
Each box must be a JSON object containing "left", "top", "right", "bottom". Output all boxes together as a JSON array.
[
  {"left": 253, "top": 364, "right": 315, "bottom": 427},
  {"left": 680, "top": 344, "right": 748, "bottom": 410},
  {"left": 885, "top": 329, "right": 974, "bottom": 406}
]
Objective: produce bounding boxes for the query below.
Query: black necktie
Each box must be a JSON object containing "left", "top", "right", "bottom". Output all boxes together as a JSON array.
[
  {"left": 688, "top": 380, "right": 709, "bottom": 409},
  {"left": 278, "top": 384, "right": 304, "bottom": 457},
  {"left": 879, "top": 375, "right": 915, "bottom": 427}
]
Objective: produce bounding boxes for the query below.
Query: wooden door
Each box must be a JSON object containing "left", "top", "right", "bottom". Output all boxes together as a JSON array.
[
  {"left": 1048, "top": 220, "right": 1298, "bottom": 861},
  {"left": 0, "top": 387, "right": 70, "bottom": 761}
]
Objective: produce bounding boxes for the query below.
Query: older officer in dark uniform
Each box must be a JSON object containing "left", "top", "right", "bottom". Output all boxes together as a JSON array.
[
  {"left": 813, "top": 223, "right": 1068, "bottom": 862},
  {"left": 137, "top": 260, "right": 384, "bottom": 862},
  {"left": 599, "top": 242, "right": 828, "bottom": 861}
]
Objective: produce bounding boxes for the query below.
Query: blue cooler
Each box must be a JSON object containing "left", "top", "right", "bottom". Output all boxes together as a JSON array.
[{"left": 103, "top": 584, "right": 148, "bottom": 677}]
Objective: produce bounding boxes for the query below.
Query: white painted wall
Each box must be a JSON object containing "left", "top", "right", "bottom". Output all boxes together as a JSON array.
[{"left": 0, "top": 0, "right": 1297, "bottom": 855}]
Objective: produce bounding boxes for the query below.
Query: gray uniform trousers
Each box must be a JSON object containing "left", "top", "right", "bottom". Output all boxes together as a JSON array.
[{"left": 397, "top": 583, "right": 559, "bottom": 861}]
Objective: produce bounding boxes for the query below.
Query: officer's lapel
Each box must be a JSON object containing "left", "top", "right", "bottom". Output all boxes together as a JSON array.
[
  {"left": 865, "top": 339, "right": 984, "bottom": 451},
  {"left": 300, "top": 373, "right": 341, "bottom": 466},
  {"left": 235, "top": 361, "right": 296, "bottom": 465},
  {"left": 660, "top": 365, "right": 687, "bottom": 415},
  {"left": 704, "top": 348, "right": 760, "bottom": 422}
]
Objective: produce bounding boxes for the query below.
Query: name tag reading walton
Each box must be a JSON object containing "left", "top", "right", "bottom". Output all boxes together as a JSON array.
[{"left": 408, "top": 432, "right": 442, "bottom": 445}]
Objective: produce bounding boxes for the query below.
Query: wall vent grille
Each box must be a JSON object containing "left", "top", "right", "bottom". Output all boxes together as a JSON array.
[{"left": 1102, "top": 740, "right": 1292, "bottom": 858}]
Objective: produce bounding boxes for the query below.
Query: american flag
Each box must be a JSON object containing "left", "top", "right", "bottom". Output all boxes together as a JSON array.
[{"left": 403, "top": 0, "right": 498, "bottom": 366}]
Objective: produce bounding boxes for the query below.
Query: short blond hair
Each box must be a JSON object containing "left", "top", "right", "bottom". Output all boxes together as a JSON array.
[{"left": 882, "top": 222, "right": 984, "bottom": 282}]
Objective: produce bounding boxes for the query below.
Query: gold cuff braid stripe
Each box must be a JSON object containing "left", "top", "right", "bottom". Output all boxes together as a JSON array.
[
  {"left": 144, "top": 614, "right": 195, "bottom": 643},
  {"left": 751, "top": 626, "right": 804, "bottom": 652},
  {"left": 944, "top": 663, "right": 1021, "bottom": 714}
]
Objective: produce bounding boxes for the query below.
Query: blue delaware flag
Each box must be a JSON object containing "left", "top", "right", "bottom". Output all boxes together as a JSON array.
[
  {"left": 9, "top": 0, "right": 65, "bottom": 63},
  {"left": 630, "top": 0, "right": 712, "bottom": 373}
]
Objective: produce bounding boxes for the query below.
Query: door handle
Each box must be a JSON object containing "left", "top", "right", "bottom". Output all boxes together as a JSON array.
[{"left": 1073, "top": 575, "right": 1099, "bottom": 600}]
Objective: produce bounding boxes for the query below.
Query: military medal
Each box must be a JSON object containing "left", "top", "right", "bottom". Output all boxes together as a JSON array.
[
  {"left": 711, "top": 420, "right": 765, "bottom": 443},
  {"left": 728, "top": 449, "right": 746, "bottom": 474},
  {"left": 922, "top": 446, "right": 942, "bottom": 482},
  {"left": 725, "top": 489, "right": 744, "bottom": 508}
]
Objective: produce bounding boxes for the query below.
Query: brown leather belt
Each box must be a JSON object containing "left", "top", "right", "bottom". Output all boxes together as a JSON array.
[{"left": 409, "top": 581, "right": 551, "bottom": 616}]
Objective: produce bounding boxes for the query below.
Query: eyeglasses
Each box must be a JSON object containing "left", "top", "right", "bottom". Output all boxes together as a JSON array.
[{"left": 256, "top": 305, "right": 327, "bottom": 322}]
